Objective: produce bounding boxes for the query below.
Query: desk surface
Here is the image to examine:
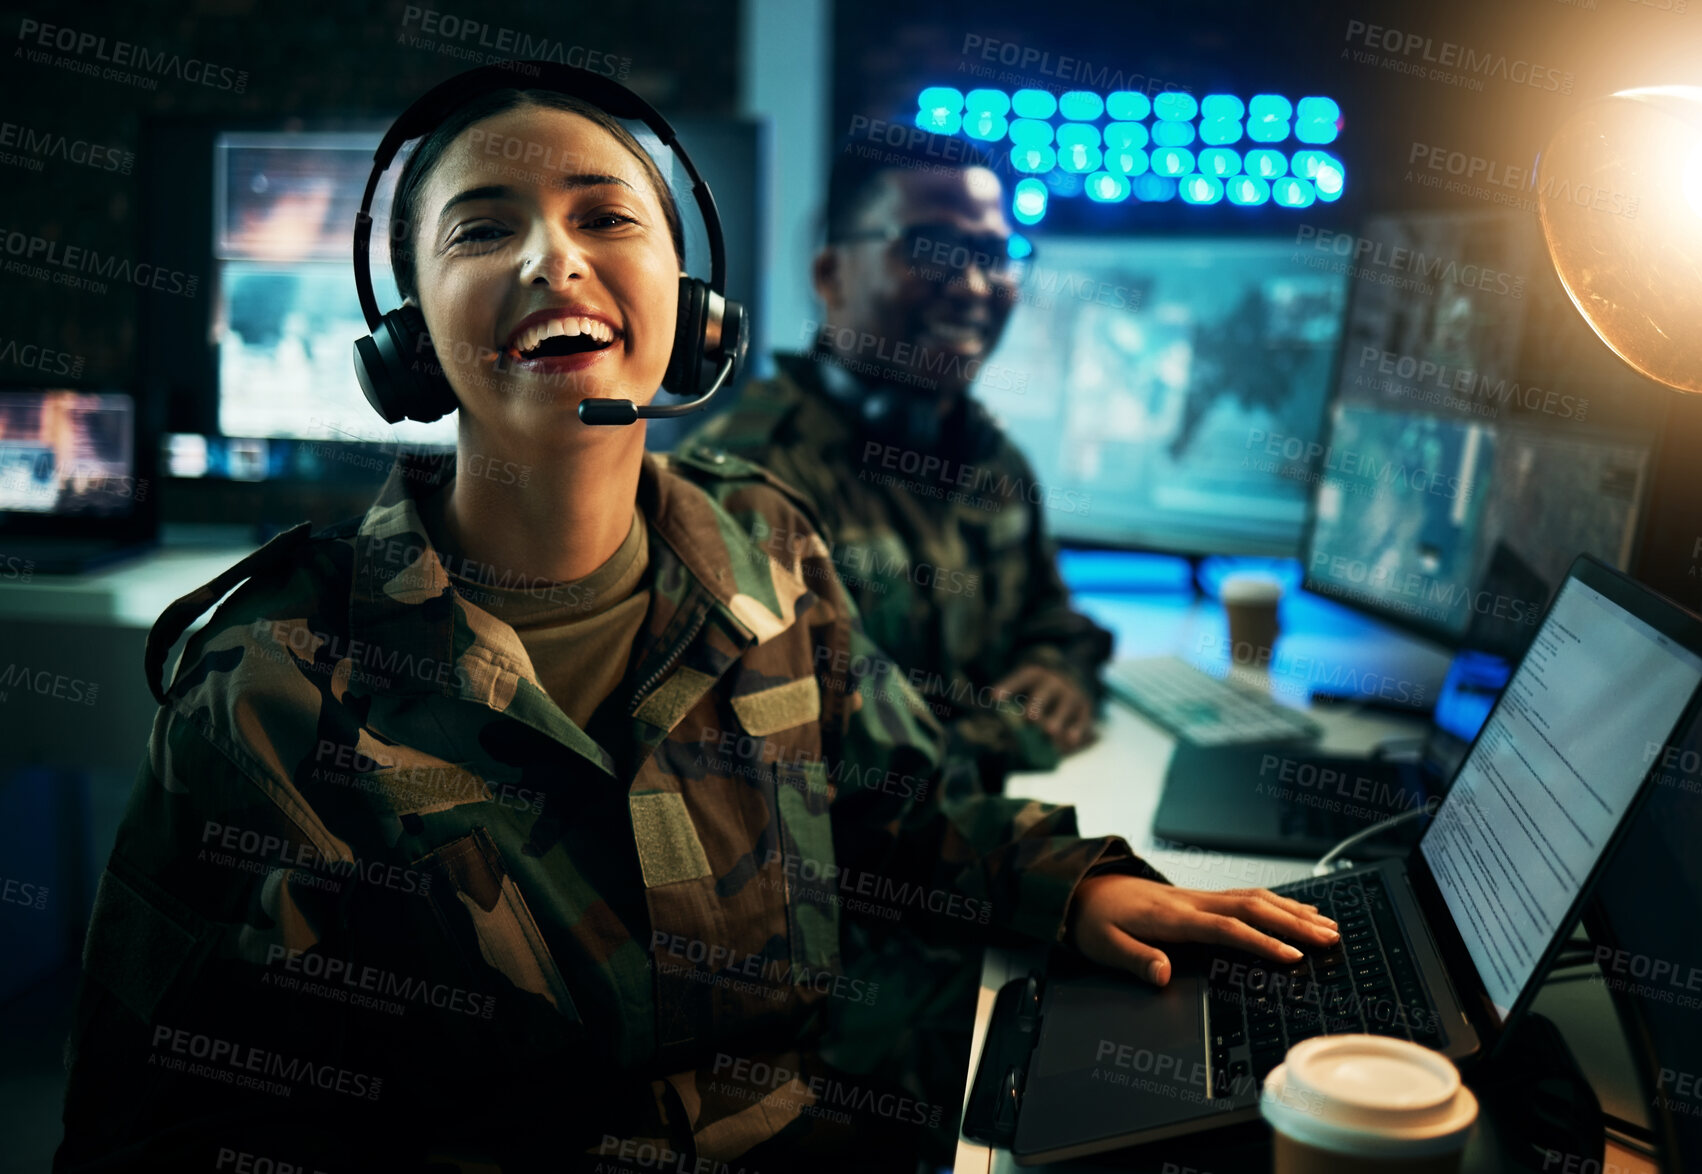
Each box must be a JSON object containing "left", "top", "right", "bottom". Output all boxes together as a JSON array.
[
  {"left": 0, "top": 543, "right": 255, "bottom": 628},
  {"left": 952, "top": 592, "right": 1660, "bottom": 1173}
]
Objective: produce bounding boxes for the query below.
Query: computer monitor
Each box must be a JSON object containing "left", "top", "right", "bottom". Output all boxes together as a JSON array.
[
  {"left": 1300, "top": 210, "right": 1662, "bottom": 659},
  {"left": 0, "top": 390, "right": 140, "bottom": 518},
  {"left": 213, "top": 132, "right": 449, "bottom": 447},
  {"left": 0, "top": 387, "right": 157, "bottom": 555},
  {"left": 973, "top": 236, "right": 1350, "bottom": 556}
]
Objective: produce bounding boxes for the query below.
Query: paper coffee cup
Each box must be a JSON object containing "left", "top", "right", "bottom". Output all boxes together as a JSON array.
[
  {"left": 1260, "top": 1035, "right": 1477, "bottom": 1174},
  {"left": 1221, "top": 573, "right": 1283, "bottom": 667}
]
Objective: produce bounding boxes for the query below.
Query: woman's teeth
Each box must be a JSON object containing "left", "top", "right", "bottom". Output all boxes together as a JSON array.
[{"left": 511, "top": 316, "right": 616, "bottom": 355}]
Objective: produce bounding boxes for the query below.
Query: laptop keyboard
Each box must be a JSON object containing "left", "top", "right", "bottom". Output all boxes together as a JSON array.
[{"left": 1205, "top": 873, "right": 1444, "bottom": 1098}]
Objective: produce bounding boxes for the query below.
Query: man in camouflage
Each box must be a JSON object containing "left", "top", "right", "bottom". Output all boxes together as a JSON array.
[
  {"left": 683, "top": 134, "right": 1110, "bottom": 792},
  {"left": 54, "top": 445, "right": 1167, "bottom": 1172}
]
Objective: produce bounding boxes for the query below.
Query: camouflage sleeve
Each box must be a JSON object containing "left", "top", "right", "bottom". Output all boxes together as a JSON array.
[
  {"left": 939, "top": 706, "right": 1060, "bottom": 792},
  {"left": 936, "top": 444, "right": 1113, "bottom": 784},
  {"left": 57, "top": 700, "right": 675, "bottom": 1170},
  {"left": 821, "top": 606, "right": 1162, "bottom": 951},
  {"left": 57, "top": 706, "right": 407, "bottom": 1168},
  {"left": 1002, "top": 446, "right": 1114, "bottom": 701}
]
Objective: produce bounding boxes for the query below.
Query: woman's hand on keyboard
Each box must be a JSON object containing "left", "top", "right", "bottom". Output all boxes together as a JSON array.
[{"left": 1064, "top": 877, "right": 1340, "bottom": 987}]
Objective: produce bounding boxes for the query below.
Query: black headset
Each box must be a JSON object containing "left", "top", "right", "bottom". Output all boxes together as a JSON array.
[{"left": 352, "top": 62, "right": 747, "bottom": 428}]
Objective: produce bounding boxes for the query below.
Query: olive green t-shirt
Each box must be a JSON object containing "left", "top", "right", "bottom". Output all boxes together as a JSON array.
[{"left": 421, "top": 486, "right": 652, "bottom": 730}]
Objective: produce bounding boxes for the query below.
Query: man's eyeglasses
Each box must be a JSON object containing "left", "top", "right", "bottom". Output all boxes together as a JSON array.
[{"left": 833, "top": 224, "right": 1032, "bottom": 281}]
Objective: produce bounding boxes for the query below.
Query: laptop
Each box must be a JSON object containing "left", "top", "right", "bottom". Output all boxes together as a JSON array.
[
  {"left": 0, "top": 388, "right": 158, "bottom": 574},
  {"left": 966, "top": 555, "right": 1702, "bottom": 1164}
]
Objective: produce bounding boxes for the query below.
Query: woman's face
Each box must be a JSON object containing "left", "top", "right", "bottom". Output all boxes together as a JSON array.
[{"left": 408, "top": 103, "right": 680, "bottom": 429}]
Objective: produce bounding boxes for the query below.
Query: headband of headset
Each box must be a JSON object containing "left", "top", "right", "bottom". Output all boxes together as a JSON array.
[{"left": 352, "top": 61, "right": 727, "bottom": 333}]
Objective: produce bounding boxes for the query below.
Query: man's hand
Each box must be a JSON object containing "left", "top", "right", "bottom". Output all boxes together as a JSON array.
[
  {"left": 993, "top": 664, "right": 1095, "bottom": 754},
  {"left": 1065, "top": 875, "right": 1340, "bottom": 986}
]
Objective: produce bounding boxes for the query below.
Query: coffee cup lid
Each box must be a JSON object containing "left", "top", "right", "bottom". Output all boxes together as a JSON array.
[
  {"left": 1260, "top": 1035, "right": 1478, "bottom": 1158},
  {"left": 1220, "top": 574, "right": 1283, "bottom": 604}
]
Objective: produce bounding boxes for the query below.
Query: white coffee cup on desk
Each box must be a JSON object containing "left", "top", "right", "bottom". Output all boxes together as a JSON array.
[{"left": 1260, "top": 1034, "right": 1478, "bottom": 1173}]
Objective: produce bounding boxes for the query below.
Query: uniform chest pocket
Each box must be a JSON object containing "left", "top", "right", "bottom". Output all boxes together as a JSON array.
[
  {"left": 774, "top": 758, "right": 842, "bottom": 978},
  {"left": 413, "top": 827, "right": 583, "bottom": 1054}
]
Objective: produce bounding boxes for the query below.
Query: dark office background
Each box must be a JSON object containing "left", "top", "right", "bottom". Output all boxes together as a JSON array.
[
  {"left": 4, "top": 0, "right": 1702, "bottom": 522},
  {"left": 10, "top": 0, "right": 1702, "bottom": 410},
  {"left": 0, "top": 0, "right": 736, "bottom": 372}
]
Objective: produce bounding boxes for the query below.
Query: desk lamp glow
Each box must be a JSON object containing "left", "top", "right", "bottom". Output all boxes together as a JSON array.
[
  {"left": 1538, "top": 86, "right": 1702, "bottom": 394},
  {"left": 1539, "top": 91, "right": 1702, "bottom": 1174}
]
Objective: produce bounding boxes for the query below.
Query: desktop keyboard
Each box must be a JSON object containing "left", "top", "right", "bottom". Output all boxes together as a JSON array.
[
  {"left": 1103, "top": 656, "right": 1322, "bottom": 746},
  {"left": 1204, "top": 873, "right": 1444, "bottom": 1098}
]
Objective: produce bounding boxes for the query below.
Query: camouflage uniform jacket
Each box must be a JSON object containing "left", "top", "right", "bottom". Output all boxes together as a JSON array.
[
  {"left": 683, "top": 354, "right": 1115, "bottom": 783},
  {"left": 55, "top": 446, "right": 1159, "bottom": 1172}
]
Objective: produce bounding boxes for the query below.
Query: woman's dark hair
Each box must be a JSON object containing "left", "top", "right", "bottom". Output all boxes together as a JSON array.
[{"left": 388, "top": 88, "right": 686, "bottom": 302}]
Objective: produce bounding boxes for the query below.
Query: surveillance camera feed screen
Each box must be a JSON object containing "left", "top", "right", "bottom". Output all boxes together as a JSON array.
[
  {"left": 976, "top": 237, "right": 1349, "bottom": 556},
  {"left": 214, "top": 133, "right": 454, "bottom": 446},
  {"left": 1308, "top": 406, "right": 1650, "bottom": 649},
  {"left": 0, "top": 390, "right": 136, "bottom": 516},
  {"left": 1307, "top": 404, "right": 1496, "bottom": 636},
  {"left": 1304, "top": 211, "right": 1653, "bottom": 654}
]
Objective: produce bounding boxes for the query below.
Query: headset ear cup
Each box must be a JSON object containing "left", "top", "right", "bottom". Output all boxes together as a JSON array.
[
  {"left": 354, "top": 309, "right": 414, "bottom": 425},
  {"left": 719, "top": 299, "right": 749, "bottom": 386},
  {"left": 353, "top": 305, "right": 458, "bottom": 424},
  {"left": 664, "top": 277, "right": 710, "bottom": 399},
  {"left": 397, "top": 305, "right": 460, "bottom": 423},
  {"left": 660, "top": 280, "right": 748, "bottom": 401}
]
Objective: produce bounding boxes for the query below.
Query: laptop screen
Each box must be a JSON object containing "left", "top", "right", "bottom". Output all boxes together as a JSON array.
[
  {"left": 1420, "top": 573, "right": 1702, "bottom": 1021},
  {"left": 0, "top": 390, "right": 136, "bottom": 517}
]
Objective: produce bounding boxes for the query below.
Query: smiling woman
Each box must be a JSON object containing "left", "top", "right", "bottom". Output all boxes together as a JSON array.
[
  {"left": 389, "top": 89, "right": 685, "bottom": 406},
  {"left": 54, "top": 65, "right": 1325, "bottom": 1174},
  {"left": 388, "top": 91, "right": 690, "bottom": 587}
]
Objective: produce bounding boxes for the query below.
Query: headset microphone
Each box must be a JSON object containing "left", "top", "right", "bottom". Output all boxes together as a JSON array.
[{"left": 352, "top": 62, "right": 747, "bottom": 428}]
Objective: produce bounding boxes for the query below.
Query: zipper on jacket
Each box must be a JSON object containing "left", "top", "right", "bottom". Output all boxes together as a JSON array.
[{"left": 628, "top": 604, "right": 710, "bottom": 718}]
